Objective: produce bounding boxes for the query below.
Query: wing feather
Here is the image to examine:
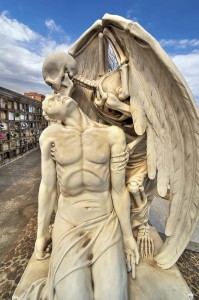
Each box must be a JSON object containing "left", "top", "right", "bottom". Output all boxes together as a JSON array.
[{"left": 146, "top": 124, "right": 156, "bottom": 180}]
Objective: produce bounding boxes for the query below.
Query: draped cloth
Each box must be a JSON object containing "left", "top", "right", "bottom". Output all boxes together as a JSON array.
[{"left": 18, "top": 210, "right": 122, "bottom": 300}]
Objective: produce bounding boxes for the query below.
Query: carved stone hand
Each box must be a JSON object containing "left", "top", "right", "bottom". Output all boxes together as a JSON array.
[
  {"left": 35, "top": 232, "right": 52, "bottom": 261},
  {"left": 123, "top": 236, "right": 140, "bottom": 279}
]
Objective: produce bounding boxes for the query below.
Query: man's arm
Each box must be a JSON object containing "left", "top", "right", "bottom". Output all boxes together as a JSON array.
[
  {"left": 109, "top": 126, "right": 139, "bottom": 278},
  {"left": 35, "top": 132, "right": 57, "bottom": 260}
]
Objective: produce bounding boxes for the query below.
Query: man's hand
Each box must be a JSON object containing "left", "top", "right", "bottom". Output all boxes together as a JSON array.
[
  {"left": 123, "top": 236, "right": 140, "bottom": 279},
  {"left": 35, "top": 232, "right": 52, "bottom": 260}
]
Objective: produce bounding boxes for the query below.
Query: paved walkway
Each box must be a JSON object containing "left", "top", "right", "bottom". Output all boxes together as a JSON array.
[{"left": 0, "top": 149, "right": 41, "bottom": 262}]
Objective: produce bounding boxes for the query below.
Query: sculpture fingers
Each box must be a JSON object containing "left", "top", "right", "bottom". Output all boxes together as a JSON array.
[
  {"left": 140, "top": 237, "right": 144, "bottom": 258},
  {"left": 137, "top": 235, "right": 141, "bottom": 252},
  {"left": 148, "top": 237, "right": 152, "bottom": 256},
  {"left": 134, "top": 246, "right": 140, "bottom": 265},
  {"left": 147, "top": 236, "right": 155, "bottom": 257},
  {"left": 36, "top": 252, "right": 51, "bottom": 261},
  {"left": 45, "top": 242, "right": 52, "bottom": 253},
  {"left": 126, "top": 254, "right": 131, "bottom": 272},
  {"left": 144, "top": 236, "right": 148, "bottom": 258},
  {"left": 137, "top": 224, "right": 154, "bottom": 258},
  {"left": 35, "top": 242, "right": 47, "bottom": 260},
  {"left": 123, "top": 236, "right": 140, "bottom": 267},
  {"left": 130, "top": 254, "right": 136, "bottom": 279}
]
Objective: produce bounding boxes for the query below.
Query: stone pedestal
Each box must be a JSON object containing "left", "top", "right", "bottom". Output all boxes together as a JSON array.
[{"left": 13, "top": 227, "right": 193, "bottom": 300}]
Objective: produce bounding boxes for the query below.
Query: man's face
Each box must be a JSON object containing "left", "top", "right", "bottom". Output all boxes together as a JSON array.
[
  {"left": 42, "top": 94, "right": 64, "bottom": 120},
  {"left": 42, "top": 94, "right": 75, "bottom": 121}
]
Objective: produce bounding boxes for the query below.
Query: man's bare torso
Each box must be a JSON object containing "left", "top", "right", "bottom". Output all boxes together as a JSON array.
[{"left": 44, "top": 124, "right": 114, "bottom": 225}]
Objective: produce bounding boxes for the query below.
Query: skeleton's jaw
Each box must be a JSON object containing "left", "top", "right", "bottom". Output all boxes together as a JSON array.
[
  {"left": 45, "top": 78, "right": 62, "bottom": 94},
  {"left": 59, "top": 84, "right": 74, "bottom": 97},
  {"left": 59, "top": 73, "right": 75, "bottom": 97},
  {"left": 57, "top": 84, "right": 69, "bottom": 96}
]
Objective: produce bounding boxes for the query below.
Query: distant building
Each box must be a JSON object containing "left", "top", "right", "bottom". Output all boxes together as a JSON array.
[
  {"left": 0, "top": 86, "right": 47, "bottom": 165},
  {"left": 24, "top": 92, "right": 45, "bottom": 102}
]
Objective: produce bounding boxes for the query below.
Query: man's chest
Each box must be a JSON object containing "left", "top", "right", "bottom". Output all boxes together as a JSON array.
[{"left": 52, "top": 129, "right": 111, "bottom": 166}]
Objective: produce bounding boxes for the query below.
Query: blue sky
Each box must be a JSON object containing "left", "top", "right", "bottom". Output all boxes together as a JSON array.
[{"left": 0, "top": 0, "right": 198, "bottom": 104}]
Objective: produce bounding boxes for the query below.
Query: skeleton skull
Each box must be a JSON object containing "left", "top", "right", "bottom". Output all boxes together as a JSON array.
[{"left": 42, "top": 52, "right": 77, "bottom": 96}]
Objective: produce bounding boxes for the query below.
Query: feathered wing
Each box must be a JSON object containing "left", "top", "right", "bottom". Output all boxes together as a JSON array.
[
  {"left": 69, "top": 14, "right": 199, "bottom": 269},
  {"left": 68, "top": 20, "right": 103, "bottom": 121}
]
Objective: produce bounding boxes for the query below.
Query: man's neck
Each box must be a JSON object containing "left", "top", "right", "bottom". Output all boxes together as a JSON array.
[
  {"left": 62, "top": 105, "right": 94, "bottom": 132},
  {"left": 62, "top": 106, "right": 82, "bottom": 130}
]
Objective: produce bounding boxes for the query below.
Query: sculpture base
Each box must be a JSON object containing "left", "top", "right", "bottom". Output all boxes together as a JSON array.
[{"left": 13, "top": 227, "right": 193, "bottom": 300}]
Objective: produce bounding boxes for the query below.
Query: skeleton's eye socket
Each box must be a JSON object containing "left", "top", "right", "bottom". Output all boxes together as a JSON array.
[{"left": 61, "top": 76, "right": 65, "bottom": 82}]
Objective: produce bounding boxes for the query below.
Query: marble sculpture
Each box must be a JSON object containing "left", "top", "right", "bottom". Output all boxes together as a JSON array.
[{"left": 19, "top": 14, "right": 199, "bottom": 299}]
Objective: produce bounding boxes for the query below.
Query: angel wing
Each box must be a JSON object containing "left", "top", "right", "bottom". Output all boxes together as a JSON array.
[{"left": 68, "top": 14, "right": 199, "bottom": 269}]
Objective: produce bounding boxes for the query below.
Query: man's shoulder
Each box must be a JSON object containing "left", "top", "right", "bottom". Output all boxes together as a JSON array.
[
  {"left": 108, "top": 126, "right": 126, "bottom": 143},
  {"left": 92, "top": 124, "right": 123, "bottom": 134},
  {"left": 39, "top": 124, "right": 60, "bottom": 144},
  {"left": 108, "top": 125, "right": 124, "bottom": 135},
  {"left": 92, "top": 125, "right": 126, "bottom": 146}
]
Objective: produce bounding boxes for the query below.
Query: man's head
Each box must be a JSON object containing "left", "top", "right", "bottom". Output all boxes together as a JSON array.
[
  {"left": 42, "top": 94, "right": 78, "bottom": 122},
  {"left": 42, "top": 52, "right": 77, "bottom": 96}
]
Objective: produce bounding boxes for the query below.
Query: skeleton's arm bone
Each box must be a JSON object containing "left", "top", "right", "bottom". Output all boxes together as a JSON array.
[
  {"left": 118, "top": 64, "right": 130, "bottom": 100},
  {"left": 98, "top": 33, "right": 105, "bottom": 76},
  {"left": 127, "top": 135, "right": 145, "bottom": 154}
]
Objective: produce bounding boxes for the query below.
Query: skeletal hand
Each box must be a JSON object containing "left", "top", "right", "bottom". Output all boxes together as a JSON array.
[
  {"left": 123, "top": 236, "right": 140, "bottom": 279},
  {"left": 137, "top": 224, "right": 154, "bottom": 258}
]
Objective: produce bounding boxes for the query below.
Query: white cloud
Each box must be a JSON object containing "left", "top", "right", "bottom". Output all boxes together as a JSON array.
[
  {"left": 126, "top": 10, "right": 132, "bottom": 19},
  {"left": 126, "top": 9, "right": 138, "bottom": 22},
  {"left": 0, "top": 11, "right": 39, "bottom": 42},
  {"left": 172, "top": 52, "right": 199, "bottom": 102},
  {"left": 159, "top": 38, "right": 199, "bottom": 104},
  {"left": 160, "top": 39, "right": 199, "bottom": 49},
  {"left": 0, "top": 12, "right": 71, "bottom": 95},
  {"left": 39, "top": 40, "right": 71, "bottom": 57},
  {"left": 45, "top": 19, "right": 62, "bottom": 32}
]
